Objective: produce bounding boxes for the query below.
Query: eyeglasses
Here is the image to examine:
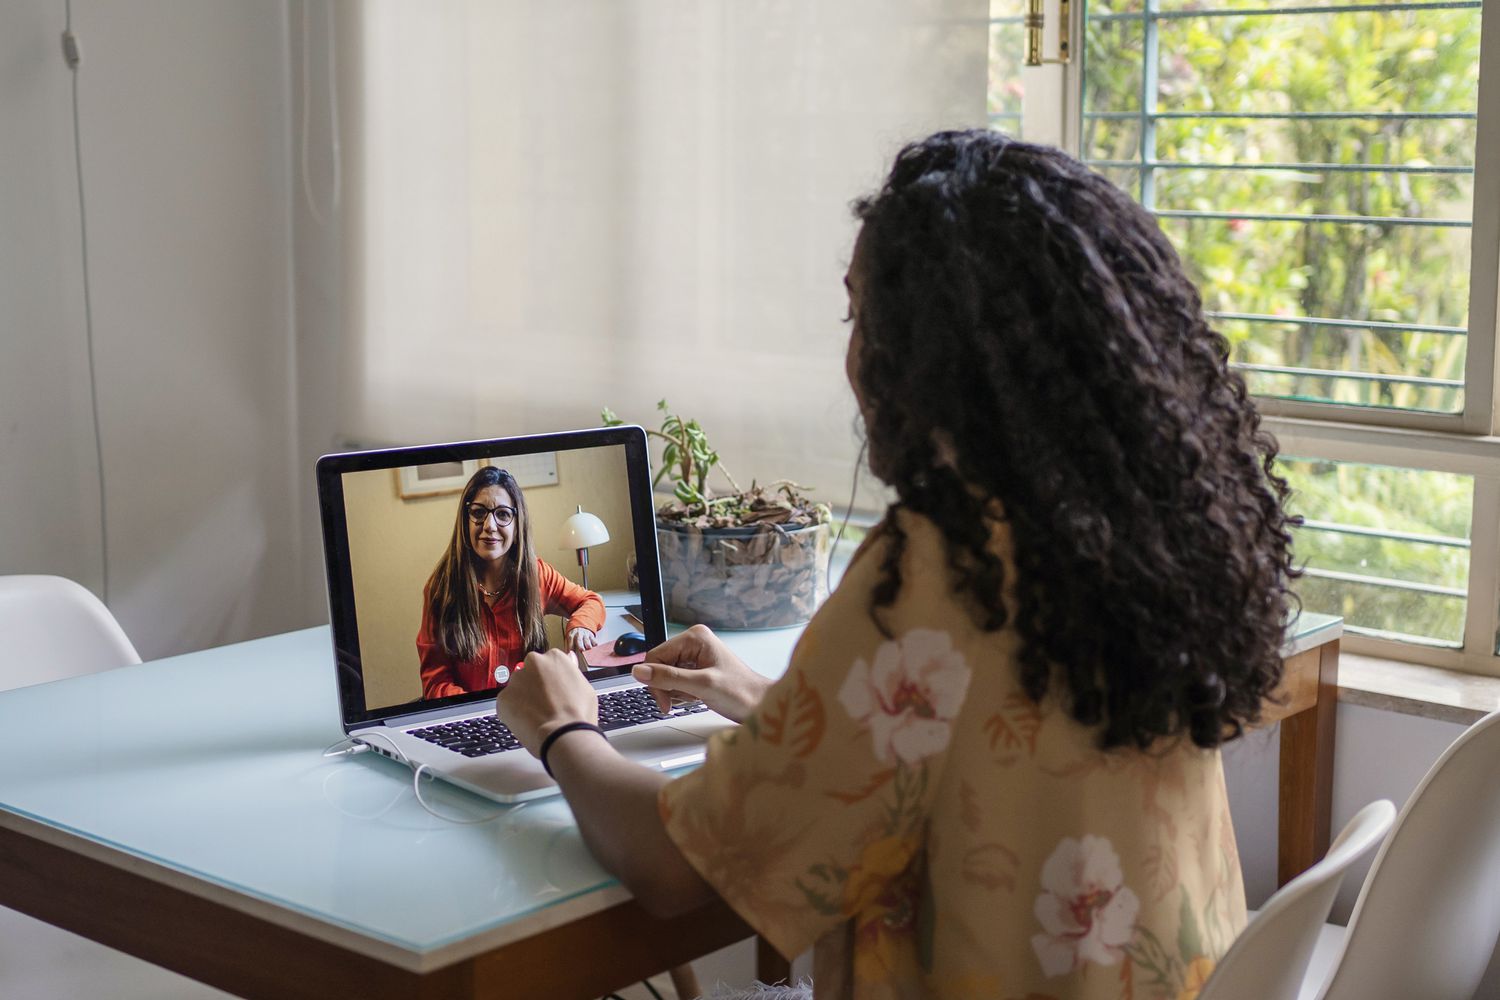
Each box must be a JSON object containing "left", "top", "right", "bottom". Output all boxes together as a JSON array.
[{"left": 465, "top": 502, "right": 516, "bottom": 527}]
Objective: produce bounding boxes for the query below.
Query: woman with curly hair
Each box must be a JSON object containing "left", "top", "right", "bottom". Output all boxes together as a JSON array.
[{"left": 496, "top": 130, "right": 1298, "bottom": 999}]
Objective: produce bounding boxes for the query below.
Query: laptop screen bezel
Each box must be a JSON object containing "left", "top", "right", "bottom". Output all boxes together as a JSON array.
[{"left": 316, "top": 426, "right": 666, "bottom": 731}]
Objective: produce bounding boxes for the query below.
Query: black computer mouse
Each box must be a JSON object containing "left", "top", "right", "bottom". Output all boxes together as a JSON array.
[{"left": 612, "top": 631, "right": 650, "bottom": 656}]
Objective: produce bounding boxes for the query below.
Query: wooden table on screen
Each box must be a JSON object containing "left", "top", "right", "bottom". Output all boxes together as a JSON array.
[{"left": 0, "top": 617, "right": 1340, "bottom": 999}]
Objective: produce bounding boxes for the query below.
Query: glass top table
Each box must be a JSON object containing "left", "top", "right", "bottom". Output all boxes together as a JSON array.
[
  {"left": 0, "top": 623, "right": 809, "bottom": 974},
  {"left": 1285, "top": 610, "right": 1342, "bottom": 657},
  {"left": 0, "top": 612, "right": 1342, "bottom": 991}
]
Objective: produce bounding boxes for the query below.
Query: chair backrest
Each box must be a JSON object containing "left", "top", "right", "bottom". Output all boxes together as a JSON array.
[
  {"left": 0, "top": 575, "right": 140, "bottom": 690},
  {"left": 1199, "top": 799, "right": 1397, "bottom": 1000},
  {"left": 1317, "top": 709, "right": 1500, "bottom": 1000}
]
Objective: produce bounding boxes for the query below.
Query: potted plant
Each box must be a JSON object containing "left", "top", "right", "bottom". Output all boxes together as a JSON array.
[{"left": 602, "top": 401, "right": 832, "bottom": 629}]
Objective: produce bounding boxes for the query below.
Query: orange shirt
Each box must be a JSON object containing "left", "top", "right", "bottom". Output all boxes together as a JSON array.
[{"left": 417, "top": 558, "right": 606, "bottom": 699}]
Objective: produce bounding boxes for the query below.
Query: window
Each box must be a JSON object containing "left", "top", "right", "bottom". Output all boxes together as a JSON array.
[
  {"left": 1281, "top": 458, "right": 1471, "bottom": 647},
  {"left": 1082, "top": 0, "right": 1484, "bottom": 420},
  {"left": 993, "top": 0, "right": 1500, "bottom": 674}
]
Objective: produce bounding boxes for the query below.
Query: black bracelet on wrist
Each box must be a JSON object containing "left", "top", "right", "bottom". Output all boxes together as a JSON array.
[{"left": 539, "top": 721, "right": 607, "bottom": 778}]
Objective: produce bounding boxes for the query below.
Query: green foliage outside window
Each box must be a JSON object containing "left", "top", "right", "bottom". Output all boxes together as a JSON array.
[
  {"left": 1081, "top": 1, "right": 1480, "bottom": 413},
  {"left": 1280, "top": 460, "right": 1471, "bottom": 644},
  {"left": 986, "top": 0, "right": 1485, "bottom": 643}
]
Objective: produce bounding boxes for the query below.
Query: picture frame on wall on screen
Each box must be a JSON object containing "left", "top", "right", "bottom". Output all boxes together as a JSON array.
[{"left": 395, "top": 459, "right": 482, "bottom": 499}]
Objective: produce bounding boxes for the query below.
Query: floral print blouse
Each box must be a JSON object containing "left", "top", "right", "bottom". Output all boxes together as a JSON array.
[{"left": 659, "top": 510, "right": 1246, "bottom": 1000}]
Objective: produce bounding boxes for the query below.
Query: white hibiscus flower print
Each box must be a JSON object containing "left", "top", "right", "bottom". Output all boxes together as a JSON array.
[
  {"left": 837, "top": 629, "right": 972, "bottom": 766},
  {"left": 1031, "top": 835, "right": 1141, "bottom": 977}
]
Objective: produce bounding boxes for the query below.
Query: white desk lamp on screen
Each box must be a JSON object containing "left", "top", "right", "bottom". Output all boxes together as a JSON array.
[{"left": 560, "top": 506, "right": 609, "bottom": 590}]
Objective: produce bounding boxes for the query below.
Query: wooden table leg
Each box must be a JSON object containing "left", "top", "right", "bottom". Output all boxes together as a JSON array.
[
  {"left": 668, "top": 963, "right": 703, "bottom": 999},
  {"left": 1277, "top": 639, "right": 1339, "bottom": 886},
  {"left": 756, "top": 935, "right": 792, "bottom": 986}
]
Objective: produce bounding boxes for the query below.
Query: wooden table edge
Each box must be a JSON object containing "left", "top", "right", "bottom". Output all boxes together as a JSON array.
[{"left": 0, "top": 814, "right": 765, "bottom": 998}]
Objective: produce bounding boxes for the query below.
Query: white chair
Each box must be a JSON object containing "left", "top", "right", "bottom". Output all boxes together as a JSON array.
[
  {"left": 1199, "top": 799, "right": 1396, "bottom": 1000},
  {"left": 1299, "top": 708, "right": 1500, "bottom": 1000},
  {"left": 0, "top": 575, "right": 230, "bottom": 999},
  {"left": 0, "top": 575, "right": 140, "bottom": 686}
]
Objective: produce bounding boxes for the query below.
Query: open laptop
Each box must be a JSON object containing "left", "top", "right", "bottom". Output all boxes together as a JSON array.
[{"left": 316, "top": 425, "right": 733, "bottom": 802}]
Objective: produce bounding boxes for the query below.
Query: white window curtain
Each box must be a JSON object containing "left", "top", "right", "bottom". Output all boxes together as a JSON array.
[{"left": 333, "top": 0, "right": 989, "bottom": 506}]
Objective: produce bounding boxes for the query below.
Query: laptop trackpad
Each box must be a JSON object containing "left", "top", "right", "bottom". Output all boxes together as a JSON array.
[{"left": 608, "top": 725, "right": 707, "bottom": 765}]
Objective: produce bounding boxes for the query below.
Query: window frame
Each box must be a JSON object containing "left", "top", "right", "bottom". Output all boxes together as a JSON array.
[
  {"left": 1028, "top": 0, "right": 1500, "bottom": 673},
  {"left": 1266, "top": 416, "right": 1500, "bottom": 676}
]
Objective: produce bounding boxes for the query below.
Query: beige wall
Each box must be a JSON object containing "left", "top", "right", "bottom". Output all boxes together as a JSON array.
[{"left": 345, "top": 446, "right": 636, "bottom": 709}]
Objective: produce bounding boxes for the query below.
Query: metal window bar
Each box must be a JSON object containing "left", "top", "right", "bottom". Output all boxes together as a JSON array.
[
  {"left": 1154, "top": 209, "right": 1471, "bottom": 227},
  {"left": 1296, "top": 518, "right": 1471, "bottom": 548},
  {"left": 1086, "top": 158, "right": 1472, "bottom": 175},
  {"left": 1300, "top": 565, "right": 1467, "bottom": 598},
  {"left": 1233, "top": 362, "right": 1464, "bottom": 388},
  {"left": 1141, "top": 0, "right": 1160, "bottom": 206},
  {"left": 1083, "top": 111, "right": 1477, "bottom": 120},
  {"left": 1090, "top": 0, "right": 1480, "bottom": 22},
  {"left": 1206, "top": 311, "right": 1467, "bottom": 336}
]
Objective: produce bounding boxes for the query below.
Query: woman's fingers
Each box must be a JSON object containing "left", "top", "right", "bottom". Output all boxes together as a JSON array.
[
  {"left": 633, "top": 662, "right": 708, "bottom": 704},
  {"left": 646, "top": 624, "right": 720, "bottom": 666}
]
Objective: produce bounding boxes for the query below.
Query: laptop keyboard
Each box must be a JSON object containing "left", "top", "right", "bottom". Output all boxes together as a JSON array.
[
  {"left": 407, "top": 689, "right": 710, "bottom": 758},
  {"left": 597, "top": 687, "right": 709, "bottom": 730},
  {"left": 408, "top": 715, "right": 523, "bottom": 757}
]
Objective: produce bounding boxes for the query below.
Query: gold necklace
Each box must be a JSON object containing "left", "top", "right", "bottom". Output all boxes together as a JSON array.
[{"left": 479, "top": 581, "right": 504, "bottom": 599}]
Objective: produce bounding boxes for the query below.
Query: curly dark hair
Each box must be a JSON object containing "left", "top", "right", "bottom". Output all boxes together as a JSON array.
[{"left": 850, "top": 130, "right": 1299, "bottom": 750}]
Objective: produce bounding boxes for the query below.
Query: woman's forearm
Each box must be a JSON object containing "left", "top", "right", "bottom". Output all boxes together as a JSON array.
[
  {"left": 418, "top": 653, "right": 465, "bottom": 700},
  {"left": 544, "top": 732, "right": 717, "bottom": 918}
]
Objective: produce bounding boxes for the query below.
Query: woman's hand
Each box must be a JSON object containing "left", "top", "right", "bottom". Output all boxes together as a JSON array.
[
  {"left": 565, "top": 627, "right": 598, "bottom": 653},
  {"left": 496, "top": 648, "right": 599, "bottom": 756},
  {"left": 631, "top": 624, "right": 773, "bottom": 724}
]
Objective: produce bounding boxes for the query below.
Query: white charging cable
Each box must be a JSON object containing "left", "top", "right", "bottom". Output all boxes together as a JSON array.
[{"left": 326, "top": 732, "right": 506, "bottom": 826}]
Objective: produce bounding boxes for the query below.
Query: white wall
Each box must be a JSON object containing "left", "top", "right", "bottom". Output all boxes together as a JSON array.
[
  {"left": 289, "top": 0, "right": 346, "bottom": 615},
  {"left": 1, "top": 0, "right": 322, "bottom": 660},
  {"left": 0, "top": 0, "right": 106, "bottom": 598}
]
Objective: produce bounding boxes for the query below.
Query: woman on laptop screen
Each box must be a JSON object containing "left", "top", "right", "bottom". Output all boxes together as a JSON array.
[{"left": 417, "top": 466, "right": 605, "bottom": 699}]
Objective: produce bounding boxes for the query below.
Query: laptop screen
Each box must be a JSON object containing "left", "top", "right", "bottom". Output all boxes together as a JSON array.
[{"left": 316, "top": 427, "right": 666, "bottom": 728}]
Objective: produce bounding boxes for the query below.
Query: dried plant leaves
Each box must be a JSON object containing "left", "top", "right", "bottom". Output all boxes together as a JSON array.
[{"left": 655, "top": 479, "right": 830, "bottom": 532}]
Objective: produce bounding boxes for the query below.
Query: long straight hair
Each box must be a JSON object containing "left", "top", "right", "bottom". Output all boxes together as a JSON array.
[{"left": 425, "top": 466, "right": 547, "bottom": 663}]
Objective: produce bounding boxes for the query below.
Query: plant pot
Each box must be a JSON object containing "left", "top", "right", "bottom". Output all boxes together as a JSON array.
[{"left": 656, "top": 520, "right": 830, "bottom": 629}]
